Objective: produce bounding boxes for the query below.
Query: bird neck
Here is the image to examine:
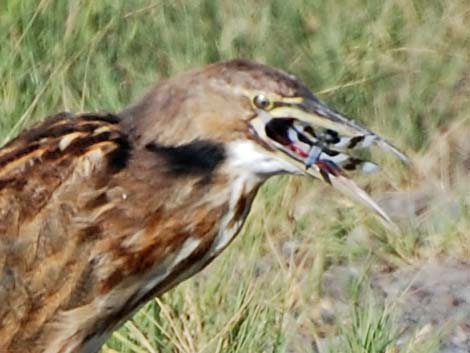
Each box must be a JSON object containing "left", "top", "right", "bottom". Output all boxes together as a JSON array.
[{"left": 208, "top": 167, "right": 262, "bottom": 257}]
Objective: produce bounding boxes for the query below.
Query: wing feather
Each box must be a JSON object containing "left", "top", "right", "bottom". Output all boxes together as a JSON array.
[{"left": 0, "top": 112, "right": 130, "bottom": 351}]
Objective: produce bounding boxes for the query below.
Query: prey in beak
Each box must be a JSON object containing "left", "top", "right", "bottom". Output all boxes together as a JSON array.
[{"left": 249, "top": 93, "right": 409, "bottom": 223}]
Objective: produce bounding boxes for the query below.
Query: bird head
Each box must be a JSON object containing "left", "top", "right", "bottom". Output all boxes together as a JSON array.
[{"left": 121, "top": 59, "right": 408, "bottom": 222}]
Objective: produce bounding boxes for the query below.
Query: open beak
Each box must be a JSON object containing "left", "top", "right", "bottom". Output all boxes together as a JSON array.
[{"left": 250, "top": 95, "right": 410, "bottom": 224}]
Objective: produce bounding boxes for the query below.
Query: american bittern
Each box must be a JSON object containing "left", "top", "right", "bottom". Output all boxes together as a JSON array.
[{"left": 0, "top": 59, "right": 407, "bottom": 353}]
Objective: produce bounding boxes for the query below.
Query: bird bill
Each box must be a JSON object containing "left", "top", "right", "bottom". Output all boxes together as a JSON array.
[{"left": 256, "top": 110, "right": 408, "bottom": 225}]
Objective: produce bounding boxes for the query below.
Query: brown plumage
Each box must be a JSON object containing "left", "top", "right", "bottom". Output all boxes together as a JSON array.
[{"left": 0, "top": 59, "right": 407, "bottom": 353}]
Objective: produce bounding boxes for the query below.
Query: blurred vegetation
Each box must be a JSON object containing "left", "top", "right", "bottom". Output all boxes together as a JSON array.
[{"left": 0, "top": 0, "right": 469, "bottom": 352}]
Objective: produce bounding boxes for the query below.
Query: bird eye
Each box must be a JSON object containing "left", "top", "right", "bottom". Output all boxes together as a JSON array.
[{"left": 253, "top": 94, "right": 271, "bottom": 110}]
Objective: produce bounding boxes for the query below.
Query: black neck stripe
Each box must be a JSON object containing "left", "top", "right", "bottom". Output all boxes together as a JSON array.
[{"left": 146, "top": 140, "right": 226, "bottom": 176}]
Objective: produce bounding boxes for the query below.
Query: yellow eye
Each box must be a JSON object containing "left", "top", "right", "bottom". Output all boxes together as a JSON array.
[{"left": 253, "top": 94, "right": 272, "bottom": 110}]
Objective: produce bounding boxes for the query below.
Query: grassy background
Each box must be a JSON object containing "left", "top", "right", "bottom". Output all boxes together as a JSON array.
[{"left": 1, "top": 0, "right": 469, "bottom": 352}]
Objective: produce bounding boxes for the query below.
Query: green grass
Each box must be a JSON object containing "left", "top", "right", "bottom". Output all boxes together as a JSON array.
[{"left": 1, "top": 0, "right": 469, "bottom": 352}]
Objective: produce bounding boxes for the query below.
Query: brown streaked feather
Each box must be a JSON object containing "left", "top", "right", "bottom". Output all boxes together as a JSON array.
[
  {"left": 0, "top": 110, "right": 251, "bottom": 353},
  {"left": 0, "top": 112, "right": 133, "bottom": 352}
]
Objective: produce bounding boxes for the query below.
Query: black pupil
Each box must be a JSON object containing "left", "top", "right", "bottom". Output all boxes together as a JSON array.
[{"left": 255, "top": 95, "right": 269, "bottom": 108}]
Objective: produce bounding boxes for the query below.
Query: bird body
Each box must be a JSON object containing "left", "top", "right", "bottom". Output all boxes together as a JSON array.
[
  {"left": 0, "top": 59, "right": 407, "bottom": 352},
  {"left": 0, "top": 112, "right": 265, "bottom": 352}
]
